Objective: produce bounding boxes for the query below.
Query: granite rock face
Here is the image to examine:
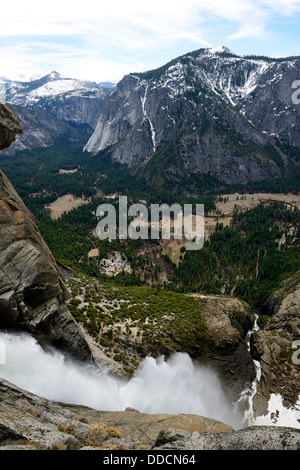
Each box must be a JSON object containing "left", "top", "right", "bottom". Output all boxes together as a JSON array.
[
  {"left": 0, "top": 102, "right": 93, "bottom": 361},
  {"left": 251, "top": 273, "right": 300, "bottom": 416},
  {"left": 1, "top": 104, "right": 83, "bottom": 156},
  {"left": 1, "top": 377, "right": 299, "bottom": 450},
  {"left": 84, "top": 47, "right": 300, "bottom": 188},
  {"left": 189, "top": 294, "right": 256, "bottom": 404},
  {"left": 155, "top": 425, "right": 300, "bottom": 450},
  {"left": 0, "top": 72, "right": 111, "bottom": 156},
  {"left": 0, "top": 103, "right": 22, "bottom": 150}
]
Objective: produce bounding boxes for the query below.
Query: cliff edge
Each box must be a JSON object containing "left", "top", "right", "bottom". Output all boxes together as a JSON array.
[{"left": 0, "top": 102, "right": 93, "bottom": 361}]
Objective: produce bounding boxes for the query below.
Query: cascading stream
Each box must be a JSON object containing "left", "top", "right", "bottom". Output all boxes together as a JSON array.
[
  {"left": 237, "top": 314, "right": 300, "bottom": 429},
  {"left": 141, "top": 83, "right": 156, "bottom": 153},
  {"left": 242, "top": 313, "right": 262, "bottom": 425}
]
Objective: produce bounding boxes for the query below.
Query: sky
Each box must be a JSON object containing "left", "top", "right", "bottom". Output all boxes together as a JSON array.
[{"left": 1, "top": 0, "right": 300, "bottom": 82}]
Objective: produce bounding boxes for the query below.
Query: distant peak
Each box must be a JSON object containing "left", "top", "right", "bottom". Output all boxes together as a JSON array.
[
  {"left": 46, "top": 71, "right": 64, "bottom": 80},
  {"left": 206, "top": 46, "right": 237, "bottom": 56}
]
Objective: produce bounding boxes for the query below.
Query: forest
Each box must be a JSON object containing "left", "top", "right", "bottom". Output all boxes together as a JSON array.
[
  {"left": 173, "top": 202, "right": 300, "bottom": 308},
  {"left": 1, "top": 141, "right": 299, "bottom": 312},
  {"left": 25, "top": 191, "right": 300, "bottom": 312},
  {"left": 1, "top": 141, "right": 300, "bottom": 204}
]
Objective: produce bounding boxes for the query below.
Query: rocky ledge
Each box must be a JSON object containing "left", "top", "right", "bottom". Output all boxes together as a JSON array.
[
  {"left": 193, "top": 294, "right": 255, "bottom": 404},
  {"left": 1, "top": 377, "right": 300, "bottom": 451}
]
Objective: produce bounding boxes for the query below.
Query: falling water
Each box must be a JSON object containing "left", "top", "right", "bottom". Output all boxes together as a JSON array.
[
  {"left": 233, "top": 314, "right": 300, "bottom": 429},
  {"left": 243, "top": 317, "right": 300, "bottom": 429},
  {"left": 243, "top": 313, "right": 262, "bottom": 425},
  {"left": 0, "top": 330, "right": 244, "bottom": 430}
]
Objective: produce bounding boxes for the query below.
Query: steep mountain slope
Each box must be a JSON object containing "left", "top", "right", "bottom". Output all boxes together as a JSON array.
[
  {"left": 84, "top": 47, "right": 300, "bottom": 189},
  {"left": 251, "top": 272, "right": 300, "bottom": 414},
  {"left": 2, "top": 71, "right": 108, "bottom": 120},
  {"left": 188, "top": 48, "right": 300, "bottom": 148},
  {"left": 0, "top": 72, "right": 111, "bottom": 155},
  {"left": 1, "top": 104, "right": 84, "bottom": 155}
]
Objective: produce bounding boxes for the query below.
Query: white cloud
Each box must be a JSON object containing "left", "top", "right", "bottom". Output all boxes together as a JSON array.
[
  {"left": 1, "top": 0, "right": 300, "bottom": 80},
  {"left": 0, "top": 0, "right": 215, "bottom": 79},
  {"left": 228, "top": 23, "right": 266, "bottom": 40},
  {"left": 259, "top": 0, "right": 300, "bottom": 15},
  {"left": 1, "top": 0, "right": 299, "bottom": 41}
]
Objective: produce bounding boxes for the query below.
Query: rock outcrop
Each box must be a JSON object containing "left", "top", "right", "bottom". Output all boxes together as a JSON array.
[
  {"left": 195, "top": 295, "right": 256, "bottom": 404},
  {"left": 0, "top": 103, "right": 22, "bottom": 150},
  {"left": 1, "top": 104, "right": 83, "bottom": 156},
  {"left": 1, "top": 377, "right": 300, "bottom": 450},
  {"left": 251, "top": 272, "right": 300, "bottom": 416},
  {"left": 155, "top": 425, "right": 300, "bottom": 450},
  {"left": 0, "top": 102, "right": 93, "bottom": 361}
]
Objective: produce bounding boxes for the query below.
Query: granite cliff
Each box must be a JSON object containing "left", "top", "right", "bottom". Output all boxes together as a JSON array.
[
  {"left": 0, "top": 72, "right": 111, "bottom": 156},
  {"left": 0, "top": 102, "right": 299, "bottom": 450},
  {"left": 0, "top": 102, "right": 93, "bottom": 361},
  {"left": 84, "top": 47, "right": 300, "bottom": 190},
  {"left": 251, "top": 272, "right": 300, "bottom": 417},
  {"left": 0, "top": 103, "right": 22, "bottom": 150}
]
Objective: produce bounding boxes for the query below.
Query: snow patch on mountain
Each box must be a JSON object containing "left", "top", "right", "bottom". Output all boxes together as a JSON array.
[
  {"left": 205, "top": 45, "right": 237, "bottom": 56},
  {"left": 4, "top": 72, "right": 106, "bottom": 108},
  {"left": 28, "top": 79, "right": 94, "bottom": 100}
]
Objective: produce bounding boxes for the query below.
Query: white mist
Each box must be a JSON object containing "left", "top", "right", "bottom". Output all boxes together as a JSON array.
[{"left": 0, "top": 331, "right": 244, "bottom": 429}]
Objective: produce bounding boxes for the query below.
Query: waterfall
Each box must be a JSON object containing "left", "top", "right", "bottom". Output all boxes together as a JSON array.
[
  {"left": 234, "top": 314, "right": 261, "bottom": 426},
  {"left": 141, "top": 83, "right": 156, "bottom": 153},
  {"left": 244, "top": 314, "right": 262, "bottom": 424},
  {"left": 0, "top": 330, "right": 244, "bottom": 430},
  {"left": 235, "top": 314, "right": 300, "bottom": 429},
  {"left": 2, "top": 327, "right": 299, "bottom": 430}
]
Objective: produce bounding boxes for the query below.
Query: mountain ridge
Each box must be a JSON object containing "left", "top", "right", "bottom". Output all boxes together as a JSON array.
[
  {"left": 84, "top": 46, "right": 300, "bottom": 191},
  {"left": 0, "top": 72, "right": 114, "bottom": 155}
]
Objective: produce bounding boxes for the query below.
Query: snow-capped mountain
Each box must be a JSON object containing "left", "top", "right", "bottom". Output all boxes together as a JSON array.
[
  {"left": 2, "top": 71, "right": 110, "bottom": 126},
  {"left": 0, "top": 72, "right": 113, "bottom": 155},
  {"left": 84, "top": 46, "right": 300, "bottom": 187},
  {"left": 180, "top": 47, "right": 300, "bottom": 145},
  {"left": 2, "top": 71, "right": 106, "bottom": 106}
]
